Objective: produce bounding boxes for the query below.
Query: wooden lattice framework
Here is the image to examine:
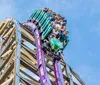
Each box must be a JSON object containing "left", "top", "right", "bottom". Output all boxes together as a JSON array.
[{"left": 0, "top": 18, "right": 85, "bottom": 85}]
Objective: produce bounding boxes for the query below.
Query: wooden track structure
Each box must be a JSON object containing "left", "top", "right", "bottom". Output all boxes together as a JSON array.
[{"left": 0, "top": 18, "right": 85, "bottom": 85}]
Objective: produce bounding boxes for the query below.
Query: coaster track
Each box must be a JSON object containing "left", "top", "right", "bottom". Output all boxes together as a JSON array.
[{"left": 0, "top": 13, "right": 85, "bottom": 85}]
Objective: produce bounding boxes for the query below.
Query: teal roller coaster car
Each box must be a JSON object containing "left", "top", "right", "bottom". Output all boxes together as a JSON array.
[{"left": 30, "top": 9, "right": 69, "bottom": 51}]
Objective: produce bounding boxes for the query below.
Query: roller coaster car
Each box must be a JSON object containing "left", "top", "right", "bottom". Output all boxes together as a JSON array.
[{"left": 29, "top": 9, "right": 69, "bottom": 59}]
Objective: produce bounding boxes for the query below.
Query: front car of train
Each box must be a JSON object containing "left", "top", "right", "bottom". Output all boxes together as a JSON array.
[{"left": 29, "top": 8, "right": 69, "bottom": 59}]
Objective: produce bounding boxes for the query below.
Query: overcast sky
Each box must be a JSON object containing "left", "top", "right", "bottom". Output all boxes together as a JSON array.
[{"left": 0, "top": 0, "right": 100, "bottom": 85}]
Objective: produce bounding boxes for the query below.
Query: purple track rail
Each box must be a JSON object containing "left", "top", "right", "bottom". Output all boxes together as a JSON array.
[
  {"left": 23, "top": 22, "right": 51, "bottom": 85},
  {"left": 54, "top": 60, "right": 65, "bottom": 85},
  {"left": 23, "top": 22, "right": 65, "bottom": 85}
]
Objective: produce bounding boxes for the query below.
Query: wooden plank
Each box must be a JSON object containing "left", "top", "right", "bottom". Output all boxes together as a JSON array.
[
  {"left": 0, "top": 18, "right": 12, "bottom": 36},
  {"left": 21, "top": 28, "right": 35, "bottom": 42},
  {"left": 1, "top": 36, "right": 15, "bottom": 56},
  {"left": 20, "top": 57, "right": 38, "bottom": 76},
  {"left": 20, "top": 76, "right": 40, "bottom": 85},
  {"left": 21, "top": 47, "right": 37, "bottom": 64},
  {"left": 0, "top": 62, "right": 14, "bottom": 84},
  {"left": 0, "top": 21, "right": 8, "bottom": 35},
  {"left": 22, "top": 33, "right": 35, "bottom": 45},
  {"left": 1, "top": 75, "right": 14, "bottom": 85},
  {"left": 20, "top": 69, "right": 39, "bottom": 83},
  {"left": 0, "top": 49, "right": 14, "bottom": 71},
  {"left": 21, "top": 53, "right": 36, "bottom": 67},
  {"left": 3, "top": 28, "right": 14, "bottom": 39},
  {"left": 0, "top": 22, "right": 5, "bottom": 30},
  {"left": 1, "top": 49, "right": 12, "bottom": 58}
]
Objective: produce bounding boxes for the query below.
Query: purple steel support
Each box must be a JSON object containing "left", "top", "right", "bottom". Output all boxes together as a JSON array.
[
  {"left": 54, "top": 59, "right": 65, "bottom": 85},
  {"left": 23, "top": 22, "right": 51, "bottom": 85}
]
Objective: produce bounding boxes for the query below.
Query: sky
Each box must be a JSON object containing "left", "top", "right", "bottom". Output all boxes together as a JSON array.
[{"left": 0, "top": 0, "right": 100, "bottom": 85}]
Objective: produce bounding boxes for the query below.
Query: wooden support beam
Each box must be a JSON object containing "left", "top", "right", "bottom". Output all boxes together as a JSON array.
[
  {"left": 1, "top": 49, "right": 12, "bottom": 58},
  {"left": 20, "top": 69, "right": 39, "bottom": 83},
  {"left": 1, "top": 75, "right": 14, "bottom": 85},
  {"left": 21, "top": 47, "right": 37, "bottom": 64},
  {"left": 0, "top": 48, "right": 15, "bottom": 71},
  {"left": 20, "top": 76, "right": 40, "bottom": 85},
  {"left": 0, "top": 62, "right": 14, "bottom": 84},
  {"left": 70, "top": 67, "right": 85, "bottom": 85},
  {"left": 0, "top": 20, "right": 9, "bottom": 35},
  {"left": 3, "top": 28, "right": 14, "bottom": 39},
  {"left": 21, "top": 27, "right": 35, "bottom": 42}
]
